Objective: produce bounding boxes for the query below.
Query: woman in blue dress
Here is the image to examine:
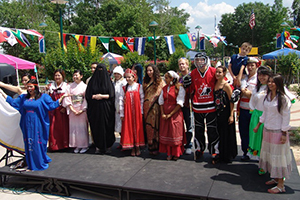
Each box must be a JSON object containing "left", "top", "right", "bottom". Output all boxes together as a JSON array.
[{"left": 0, "top": 79, "right": 66, "bottom": 171}]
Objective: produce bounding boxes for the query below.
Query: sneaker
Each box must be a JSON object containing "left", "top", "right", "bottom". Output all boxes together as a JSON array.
[
  {"left": 74, "top": 147, "right": 80, "bottom": 153},
  {"left": 185, "top": 148, "right": 192, "bottom": 155},
  {"left": 79, "top": 148, "right": 89, "bottom": 154},
  {"left": 231, "top": 88, "right": 241, "bottom": 103},
  {"left": 241, "top": 155, "right": 250, "bottom": 161}
]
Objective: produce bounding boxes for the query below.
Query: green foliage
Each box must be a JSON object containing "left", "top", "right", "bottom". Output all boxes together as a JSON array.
[
  {"left": 43, "top": 40, "right": 103, "bottom": 82},
  {"left": 121, "top": 51, "right": 149, "bottom": 69},
  {"left": 277, "top": 53, "right": 300, "bottom": 86},
  {"left": 167, "top": 48, "right": 186, "bottom": 72},
  {"left": 290, "top": 85, "right": 300, "bottom": 97},
  {"left": 290, "top": 127, "right": 300, "bottom": 145}
]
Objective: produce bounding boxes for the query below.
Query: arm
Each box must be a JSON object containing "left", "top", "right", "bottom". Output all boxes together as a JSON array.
[
  {"left": 224, "top": 83, "right": 234, "bottom": 124},
  {"left": 0, "top": 88, "right": 7, "bottom": 99},
  {"left": 228, "top": 63, "right": 235, "bottom": 81},
  {"left": 0, "top": 81, "right": 23, "bottom": 95},
  {"left": 165, "top": 105, "right": 181, "bottom": 120},
  {"left": 139, "top": 85, "right": 144, "bottom": 114},
  {"left": 119, "top": 87, "right": 125, "bottom": 120},
  {"left": 92, "top": 94, "right": 109, "bottom": 100},
  {"left": 253, "top": 122, "right": 262, "bottom": 133},
  {"left": 236, "top": 65, "right": 245, "bottom": 87}
]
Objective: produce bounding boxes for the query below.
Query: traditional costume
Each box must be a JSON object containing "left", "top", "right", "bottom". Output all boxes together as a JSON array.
[{"left": 86, "top": 64, "right": 116, "bottom": 153}]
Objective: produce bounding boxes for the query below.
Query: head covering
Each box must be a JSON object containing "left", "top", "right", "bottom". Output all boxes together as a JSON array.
[
  {"left": 113, "top": 66, "right": 124, "bottom": 76},
  {"left": 167, "top": 70, "right": 179, "bottom": 80},
  {"left": 247, "top": 57, "right": 261, "bottom": 67},
  {"left": 125, "top": 68, "right": 137, "bottom": 81},
  {"left": 85, "top": 63, "right": 115, "bottom": 102}
]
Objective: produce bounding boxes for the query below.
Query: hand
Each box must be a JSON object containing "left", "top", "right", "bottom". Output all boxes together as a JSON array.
[
  {"left": 92, "top": 94, "right": 103, "bottom": 100},
  {"left": 162, "top": 114, "right": 167, "bottom": 120},
  {"left": 75, "top": 110, "right": 83, "bottom": 115},
  {"left": 121, "top": 117, "right": 124, "bottom": 121},
  {"left": 253, "top": 126, "right": 258, "bottom": 133},
  {"left": 280, "top": 135, "right": 287, "bottom": 144},
  {"left": 228, "top": 115, "right": 234, "bottom": 124},
  {"left": 60, "top": 107, "right": 66, "bottom": 113}
]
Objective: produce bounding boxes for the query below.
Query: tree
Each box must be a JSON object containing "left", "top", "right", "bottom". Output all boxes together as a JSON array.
[{"left": 276, "top": 53, "right": 300, "bottom": 87}]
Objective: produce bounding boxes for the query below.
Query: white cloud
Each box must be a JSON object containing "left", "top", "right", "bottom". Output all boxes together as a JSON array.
[{"left": 178, "top": 1, "right": 235, "bottom": 35}]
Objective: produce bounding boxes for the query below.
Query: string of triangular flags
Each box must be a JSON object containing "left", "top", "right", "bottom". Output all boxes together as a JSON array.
[{"left": 0, "top": 26, "right": 229, "bottom": 54}]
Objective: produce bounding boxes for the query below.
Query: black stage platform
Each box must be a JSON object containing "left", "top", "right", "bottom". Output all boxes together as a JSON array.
[{"left": 0, "top": 142, "right": 299, "bottom": 200}]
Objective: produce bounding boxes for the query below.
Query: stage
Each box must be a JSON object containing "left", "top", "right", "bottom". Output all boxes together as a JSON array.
[{"left": 0, "top": 143, "right": 299, "bottom": 200}]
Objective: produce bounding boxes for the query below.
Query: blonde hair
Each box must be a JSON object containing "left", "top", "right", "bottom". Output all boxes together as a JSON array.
[
  {"left": 178, "top": 58, "right": 189, "bottom": 66},
  {"left": 241, "top": 42, "right": 252, "bottom": 52}
]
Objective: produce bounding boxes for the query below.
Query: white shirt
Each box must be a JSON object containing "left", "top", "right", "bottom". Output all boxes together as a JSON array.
[
  {"left": 114, "top": 78, "right": 127, "bottom": 114},
  {"left": 119, "top": 82, "right": 144, "bottom": 117},
  {"left": 259, "top": 94, "right": 291, "bottom": 132},
  {"left": 240, "top": 74, "right": 257, "bottom": 110},
  {"left": 249, "top": 85, "right": 267, "bottom": 111},
  {"left": 158, "top": 85, "right": 185, "bottom": 107}
]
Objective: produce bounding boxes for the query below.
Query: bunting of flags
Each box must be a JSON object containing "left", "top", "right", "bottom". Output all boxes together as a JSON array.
[
  {"left": 164, "top": 36, "right": 176, "bottom": 54},
  {"left": 134, "top": 37, "right": 146, "bottom": 55},
  {"left": 276, "top": 31, "right": 298, "bottom": 49},
  {"left": 99, "top": 37, "right": 110, "bottom": 52}
]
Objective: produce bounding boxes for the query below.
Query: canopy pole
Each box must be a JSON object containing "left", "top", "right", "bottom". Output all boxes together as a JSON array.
[{"left": 16, "top": 64, "right": 20, "bottom": 87}]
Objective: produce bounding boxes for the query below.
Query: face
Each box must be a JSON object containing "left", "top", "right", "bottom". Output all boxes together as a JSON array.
[
  {"left": 27, "top": 84, "right": 35, "bottom": 96},
  {"left": 164, "top": 74, "right": 173, "bottom": 85},
  {"left": 258, "top": 73, "right": 269, "bottom": 85},
  {"left": 195, "top": 58, "right": 206, "bottom": 69},
  {"left": 73, "top": 72, "right": 82, "bottom": 83},
  {"left": 178, "top": 60, "right": 189, "bottom": 73},
  {"left": 114, "top": 73, "right": 122, "bottom": 81},
  {"left": 240, "top": 46, "right": 250, "bottom": 56},
  {"left": 215, "top": 68, "right": 225, "bottom": 80},
  {"left": 267, "top": 77, "right": 277, "bottom": 92},
  {"left": 146, "top": 66, "right": 154, "bottom": 79},
  {"left": 22, "top": 76, "right": 30, "bottom": 86},
  {"left": 54, "top": 72, "right": 63, "bottom": 84},
  {"left": 132, "top": 66, "right": 138, "bottom": 75},
  {"left": 125, "top": 74, "right": 135, "bottom": 85},
  {"left": 246, "top": 63, "right": 257, "bottom": 75},
  {"left": 91, "top": 64, "right": 97, "bottom": 73}
]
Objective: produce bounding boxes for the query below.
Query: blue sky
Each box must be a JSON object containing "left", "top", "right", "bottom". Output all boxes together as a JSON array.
[{"left": 168, "top": 0, "right": 293, "bottom": 35}]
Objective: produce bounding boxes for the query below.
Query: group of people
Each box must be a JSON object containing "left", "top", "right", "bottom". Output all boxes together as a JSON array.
[{"left": 0, "top": 43, "right": 295, "bottom": 194}]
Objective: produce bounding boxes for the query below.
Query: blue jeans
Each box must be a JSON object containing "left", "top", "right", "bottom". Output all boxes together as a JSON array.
[
  {"left": 239, "top": 108, "right": 251, "bottom": 156},
  {"left": 182, "top": 106, "right": 192, "bottom": 148}
]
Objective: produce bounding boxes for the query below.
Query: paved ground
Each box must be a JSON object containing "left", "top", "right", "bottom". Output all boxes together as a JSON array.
[{"left": 0, "top": 88, "right": 299, "bottom": 200}]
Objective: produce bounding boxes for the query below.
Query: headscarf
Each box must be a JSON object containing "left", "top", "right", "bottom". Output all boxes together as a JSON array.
[
  {"left": 113, "top": 66, "right": 124, "bottom": 76},
  {"left": 86, "top": 63, "right": 115, "bottom": 101},
  {"left": 167, "top": 70, "right": 179, "bottom": 80},
  {"left": 125, "top": 68, "right": 137, "bottom": 82}
]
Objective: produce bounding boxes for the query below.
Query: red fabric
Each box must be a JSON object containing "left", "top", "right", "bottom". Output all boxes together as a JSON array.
[
  {"left": 48, "top": 92, "right": 69, "bottom": 151},
  {"left": 159, "top": 85, "right": 185, "bottom": 157},
  {"left": 120, "top": 85, "right": 145, "bottom": 149}
]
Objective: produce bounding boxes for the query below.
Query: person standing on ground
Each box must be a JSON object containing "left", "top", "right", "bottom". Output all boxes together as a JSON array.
[
  {"left": 86, "top": 63, "right": 116, "bottom": 154},
  {"left": 143, "top": 63, "right": 165, "bottom": 155},
  {"left": 253, "top": 74, "right": 292, "bottom": 194},
  {"left": 178, "top": 57, "right": 193, "bottom": 155}
]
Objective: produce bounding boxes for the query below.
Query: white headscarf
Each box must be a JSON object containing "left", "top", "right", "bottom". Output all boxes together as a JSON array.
[
  {"left": 167, "top": 70, "right": 179, "bottom": 80},
  {"left": 113, "top": 66, "right": 124, "bottom": 76}
]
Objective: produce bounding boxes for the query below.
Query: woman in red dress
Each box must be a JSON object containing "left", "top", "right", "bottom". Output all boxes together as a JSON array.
[
  {"left": 120, "top": 69, "right": 145, "bottom": 156},
  {"left": 159, "top": 71, "right": 185, "bottom": 161}
]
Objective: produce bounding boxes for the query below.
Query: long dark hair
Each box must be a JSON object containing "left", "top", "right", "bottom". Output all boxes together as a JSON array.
[
  {"left": 132, "top": 63, "right": 143, "bottom": 84},
  {"left": 26, "top": 79, "right": 42, "bottom": 100},
  {"left": 264, "top": 74, "right": 286, "bottom": 113},
  {"left": 165, "top": 72, "right": 181, "bottom": 95},
  {"left": 256, "top": 66, "right": 272, "bottom": 92},
  {"left": 143, "top": 64, "right": 161, "bottom": 90}
]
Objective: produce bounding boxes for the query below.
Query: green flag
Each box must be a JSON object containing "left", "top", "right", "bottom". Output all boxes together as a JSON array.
[{"left": 179, "top": 34, "right": 192, "bottom": 49}]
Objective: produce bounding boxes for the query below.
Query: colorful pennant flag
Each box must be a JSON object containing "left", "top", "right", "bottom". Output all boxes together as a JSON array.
[
  {"left": 188, "top": 33, "right": 197, "bottom": 50},
  {"left": 164, "top": 35, "right": 175, "bottom": 54},
  {"left": 19, "top": 29, "right": 43, "bottom": 38},
  {"left": 147, "top": 36, "right": 160, "bottom": 41},
  {"left": 58, "top": 33, "right": 68, "bottom": 51},
  {"left": 178, "top": 34, "right": 192, "bottom": 49},
  {"left": 84, "top": 36, "right": 91, "bottom": 47},
  {"left": 39, "top": 37, "right": 45, "bottom": 53},
  {"left": 249, "top": 10, "right": 255, "bottom": 29},
  {"left": 73, "top": 34, "right": 84, "bottom": 50},
  {"left": 19, "top": 29, "right": 45, "bottom": 53},
  {"left": 11, "top": 29, "right": 31, "bottom": 47},
  {"left": 99, "top": 37, "right": 110, "bottom": 52},
  {"left": 134, "top": 37, "right": 146, "bottom": 55},
  {"left": 90, "top": 36, "right": 97, "bottom": 52},
  {"left": 113, "top": 37, "right": 128, "bottom": 50},
  {"left": 0, "top": 27, "right": 18, "bottom": 46},
  {"left": 125, "top": 37, "right": 134, "bottom": 52}
]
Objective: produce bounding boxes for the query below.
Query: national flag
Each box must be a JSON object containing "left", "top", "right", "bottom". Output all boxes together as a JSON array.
[
  {"left": 89, "top": 36, "right": 97, "bottom": 52},
  {"left": 249, "top": 10, "right": 255, "bottom": 29},
  {"left": 188, "top": 33, "right": 197, "bottom": 50},
  {"left": 209, "top": 37, "right": 219, "bottom": 48},
  {"left": 291, "top": 35, "right": 299, "bottom": 43},
  {"left": 147, "top": 36, "right": 160, "bottom": 41},
  {"left": 113, "top": 37, "right": 128, "bottom": 50},
  {"left": 19, "top": 29, "right": 43, "bottom": 38},
  {"left": 39, "top": 37, "right": 45, "bottom": 53},
  {"left": 125, "top": 37, "right": 134, "bottom": 52},
  {"left": 99, "top": 37, "right": 110, "bottom": 52},
  {"left": 199, "top": 36, "right": 205, "bottom": 50},
  {"left": 19, "top": 29, "right": 45, "bottom": 53},
  {"left": 73, "top": 34, "right": 84, "bottom": 50},
  {"left": 164, "top": 35, "right": 175, "bottom": 54},
  {"left": 134, "top": 37, "right": 146, "bottom": 55},
  {"left": 11, "top": 29, "right": 31, "bottom": 47},
  {"left": 0, "top": 27, "right": 18, "bottom": 46},
  {"left": 0, "top": 32, "right": 6, "bottom": 43},
  {"left": 178, "top": 34, "right": 192, "bottom": 49},
  {"left": 284, "top": 39, "right": 298, "bottom": 49},
  {"left": 58, "top": 33, "right": 68, "bottom": 51},
  {"left": 84, "top": 36, "right": 91, "bottom": 47}
]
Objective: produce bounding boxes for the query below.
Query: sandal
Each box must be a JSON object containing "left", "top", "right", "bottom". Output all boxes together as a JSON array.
[
  {"left": 268, "top": 186, "right": 286, "bottom": 194},
  {"left": 173, "top": 156, "right": 179, "bottom": 161},
  {"left": 265, "top": 179, "right": 278, "bottom": 185}
]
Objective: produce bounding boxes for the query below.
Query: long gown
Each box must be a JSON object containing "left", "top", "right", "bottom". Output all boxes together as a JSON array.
[
  {"left": 120, "top": 83, "right": 145, "bottom": 149},
  {"left": 114, "top": 78, "right": 127, "bottom": 133},
  {"left": 63, "top": 81, "right": 89, "bottom": 148},
  {"left": 48, "top": 82, "right": 69, "bottom": 151},
  {"left": 159, "top": 85, "right": 185, "bottom": 158},
  {"left": 143, "top": 80, "right": 165, "bottom": 153},
  {"left": 6, "top": 94, "right": 60, "bottom": 170},
  {"left": 86, "top": 64, "right": 116, "bottom": 153},
  {"left": 214, "top": 88, "right": 237, "bottom": 162}
]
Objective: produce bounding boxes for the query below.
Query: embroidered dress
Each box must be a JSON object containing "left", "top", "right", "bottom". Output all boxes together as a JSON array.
[
  {"left": 6, "top": 94, "right": 60, "bottom": 170},
  {"left": 63, "top": 81, "right": 89, "bottom": 148},
  {"left": 248, "top": 85, "right": 267, "bottom": 158},
  {"left": 158, "top": 85, "right": 185, "bottom": 157},
  {"left": 143, "top": 80, "right": 165, "bottom": 153},
  {"left": 48, "top": 82, "right": 69, "bottom": 151},
  {"left": 214, "top": 88, "right": 237, "bottom": 162},
  {"left": 259, "top": 94, "right": 292, "bottom": 179},
  {"left": 119, "top": 83, "right": 145, "bottom": 149}
]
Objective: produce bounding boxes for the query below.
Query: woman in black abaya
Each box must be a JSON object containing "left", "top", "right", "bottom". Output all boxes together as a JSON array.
[{"left": 86, "top": 63, "right": 116, "bottom": 154}]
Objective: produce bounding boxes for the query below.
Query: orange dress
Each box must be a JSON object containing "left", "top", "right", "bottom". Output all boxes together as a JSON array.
[{"left": 120, "top": 84, "right": 145, "bottom": 149}]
